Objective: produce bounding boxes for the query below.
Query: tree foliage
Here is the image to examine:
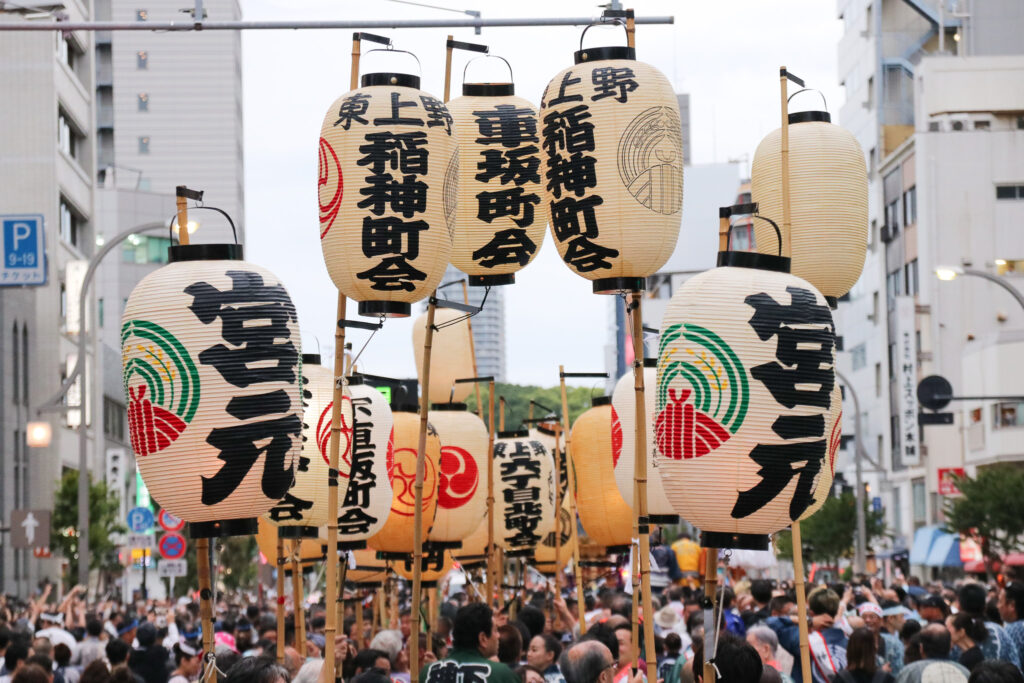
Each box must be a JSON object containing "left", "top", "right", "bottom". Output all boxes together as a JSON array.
[
  {"left": 943, "top": 465, "right": 1024, "bottom": 568},
  {"left": 463, "top": 382, "right": 604, "bottom": 431},
  {"left": 51, "top": 470, "right": 127, "bottom": 573},
  {"left": 775, "top": 491, "right": 887, "bottom": 566}
]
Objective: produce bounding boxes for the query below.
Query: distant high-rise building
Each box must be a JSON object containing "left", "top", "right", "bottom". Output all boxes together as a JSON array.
[
  {"left": 441, "top": 264, "right": 506, "bottom": 383},
  {"left": 677, "top": 93, "right": 692, "bottom": 166}
]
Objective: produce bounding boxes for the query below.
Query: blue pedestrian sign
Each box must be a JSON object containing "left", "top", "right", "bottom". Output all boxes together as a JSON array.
[
  {"left": 0, "top": 215, "right": 46, "bottom": 286},
  {"left": 127, "top": 506, "right": 154, "bottom": 533},
  {"left": 872, "top": 496, "right": 883, "bottom": 513}
]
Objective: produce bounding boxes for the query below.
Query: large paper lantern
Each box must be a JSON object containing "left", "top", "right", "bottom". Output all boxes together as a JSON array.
[
  {"left": 534, "top": 494, "right": 576, "bottom": 574},
  {"left": 570, "top": 397, "right": 632, "bottom": 547},
  {"left": 799, "top": 384, "right": 843, "bottom": 521},
  {"left": 453, "top": 517, "right": 489, "bottom": 564},
  {"left": 447, "top": 73, "right": 546, "bottom": 285},
  {"left": 264, "top": 355, "right": 349, "bottom": 536},
  {"left": 346, "top": 548, "right": 390, "bottom": 586},
  {"left": 412, "top": 307, "right": 473, "bottom": 403},
  {"left": 492, "top": 430, "right": 555, "bottom": 554},
  {"left": 318, "top": 60, "right": 456, "bottom": 318},
  {"left": 529, "top": 423, "right": 568, "bottom": 504},
  {"left": 611, "top": 360, "right": 678, "bottom": 524},
  {"left": 256, "top": 517, "right": 325, "bottom": 567},
  {"left": 656, "top": 252, "right": 837, "bottom": 549},
  {"left": 122, "top": 243, "right": 302, "bottom": 536},
  {"left": 427, "top": 404, "right": 489, "bottom": 545},
  {"left": 750, "top": 110, "right": 868, "bottom": 303},
  {"left": 337, "top": 377, "right": 395, "bottom": 544},
  {"left": 538, "top": 36, "right": 683, "bottom": 294},
  {"left": 392, "top": 550, "right": 454, "bottom": 585},
  {"left": 367, "top": 409, "right": 441, "bottom": 553}
]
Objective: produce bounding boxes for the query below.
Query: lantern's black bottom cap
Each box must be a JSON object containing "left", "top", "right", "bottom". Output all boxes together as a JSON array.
[
  {"left": 284, "top": 565, "right": 317, "bottom": 577},
  {"left": 717, "top": 251, "right": 791, "bottom": 273},
  {"left": 278, "top": 526, "right": 319, "bottom": 539},
  {"left": 168, "top": 244, "right": 243, "bottom": 263},
  {"left": 469, "top": 273, "right": 515, "bottom": 287},
  {"left": 424, "top": 540, "right": 463, "bottom": 551},
  {"left": 338, "top": 539, "right": 367, "bottom": 551},
  {"left": 826, "top": 296, "right": 838, "bottom": 310},
  {"left": 700, "top": 531, "right": 770, "bottom": 551},
  {"left": 504, "top": 548, "right": 535, "bottom": 559},
  {"left": 188, "top": 518, "right": 257, "bottom": 538},
  {"left": 457, "top": 559, "right": 488, "bottom": 570},
  {"left": 349, "top": 580, "right": 386, "bottom": 588},
  {"left": 592, "top": 277, "right": 646, "bottom": 294},
  {"left": 579, "top": 559, "right": 619, "bottom": 568},
  {"left": 650, "top": 514, "right": 680, "bottom": 525},
  {"left": 358, "top": 300, "right": 411, "bottom": 318},
  {"left": 301, "top": 353, "right": 321, "bottom": 365}
]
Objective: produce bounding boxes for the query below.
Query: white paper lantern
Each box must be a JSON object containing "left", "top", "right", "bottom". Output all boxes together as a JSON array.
[
  {"left": 412, "top": 307, "right": 474, "bottom": 403},
  {"left": 427, "top": 404, "right": 489, "bottom": 545},
  {"left": 492, "top": 430, "right": 555, "bottom": 554},
  {"left": 122, "top": 243, "right": 302, "bottom": 536}
]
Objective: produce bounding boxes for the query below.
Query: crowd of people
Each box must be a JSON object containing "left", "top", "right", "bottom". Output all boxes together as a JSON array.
[{"left": 4, "top": 545, "right": 1024, "bottom": 683}]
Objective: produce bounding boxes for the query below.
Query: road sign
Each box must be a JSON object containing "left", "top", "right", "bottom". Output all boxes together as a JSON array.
[
  {"left": 158, "top": 532, "right": 187, "bottom": 560},
  {"left": 158, "top": 559, "right": 187, "bottom": 578},
  {"left": 871, "top": 497, "right": 883, "bottom": 513},
  {"left": 918, "top": 375, "right": 953, "bottom": 412},
  {"left": 157, "top": 509, "right": 184, "bottom": 533},
  {"left": 0, "top": 215, "right": 46, "bottom": 286},
  {"left": 10, "top": 509, "right": 50, "bottom": 549},
  {"left": 127, "top": 507, "right": 154, "bottom": 533},
  {"left": 128, "top": 533, "right": 153, "bottom": 549}
]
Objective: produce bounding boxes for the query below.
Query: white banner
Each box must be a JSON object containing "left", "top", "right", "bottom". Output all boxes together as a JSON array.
[{"left": 895, "top": 296, "right": 920, "bottom": 466}]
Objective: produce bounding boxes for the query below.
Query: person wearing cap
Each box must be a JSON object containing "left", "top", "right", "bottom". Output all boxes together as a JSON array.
[
  {"left": 653, "top": 606, "right": 692, "bottom": 655},
  {"left": 998, "top": 582, "right": 1024, "bottom": 666},
  {"left": 129, "top": 622, "right": 169, "bottom": 683},
  {"left": 857, "top": 603, "right": 903, "bottom": 675}
]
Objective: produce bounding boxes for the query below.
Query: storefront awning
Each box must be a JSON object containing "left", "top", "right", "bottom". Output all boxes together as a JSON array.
[
  {"left": 909, "top": 525, "right": 943, "bottom": 565},
  {"left": 926, "top": 532, "right": 963, "bottom": 567}
]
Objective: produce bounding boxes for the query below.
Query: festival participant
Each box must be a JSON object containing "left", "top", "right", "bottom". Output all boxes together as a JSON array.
[
  {"left": 419, "top": 604, "right": 518, "bottom": 683},
  {"left": 168, "top": 641, "right": 201, "bottom": 683},
  {"left": 766, "top": 588, "right": 848, "bottom": 683},
  {"left": 527, "top": 634, "right": 565, "bottom": 683},
  {"left": 839, "top": 627, "right": 895, "bottom": 683},
  {"left": 858, "top": 603, "right": 903, "bottom": 674},
  {"left": 958, "top": 584, "right": 1020, "bottom": 668},
  {"left": 998, "top": 583, "right": 1024, "bottom": 666},
  {"left": 895, "top": 624, "right": 969, "bottom": 683}
]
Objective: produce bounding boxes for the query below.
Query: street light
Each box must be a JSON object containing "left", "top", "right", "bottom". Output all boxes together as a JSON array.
[
  {"left": 934, "top": 265, "right": 1024, "bottom": 312},
  {"left": 26, "top": 422, "right": 52, "bottom": 448}
]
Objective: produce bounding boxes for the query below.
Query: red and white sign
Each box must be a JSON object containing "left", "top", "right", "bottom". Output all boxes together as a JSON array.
[
  {"left": 157, "top": 532, "right": 187, "bottom": 560},
  {"left": 157, "top": 509, "right": 185, "bottom": 532},
  {"left": 938, "top": 468, "right": 966, "bottom": 496}
]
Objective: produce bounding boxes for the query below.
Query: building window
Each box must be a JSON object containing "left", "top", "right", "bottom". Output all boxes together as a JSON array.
[
  {"left": 103, "top": 397, "right": 126, "bottom": 441},
  {"left": 996, "top": 184, "right": 1024, "bottom": 200},
  {"left": 121, "top": 234, "right": 171, "bottom": 265},
  {"left": 12, "top": 323, "right": 19, "bottom": 406},
  {"left": 137, "top": 50, "right": 148, "bottom": 69},
  {"left": 928, "top": 121, "right": 940, "bottom": 132},
  {"left": 59, "top": 198, "right": 80, "bottom": 247},
  {"left": 138, "top": 136, "right": 150, "bottom": 154},
  {"left": 98, "top": 298, "right": 104, "bottom": 328},
  {"left": 136, "top": 9, "right": 148, "bottom": 20},
  {"left": 993, "top": 401, "right": 1024, "bottom": 428},
  {"left": 137, "top": 93, "right": 149, "bottom": 111},
  {"left": 974, "top": 120, "right": 990, "bottom": 130},
  {"left": 729, "top": 223, "right": 756, "bottom": 252},
  {"left": 851, "top": 343, "right": 867, "bottom": 370},
  {"left": 996, "top": 259, "right": 1024, "bottom": 275},
  {"left": 58, "top": 109, "right": 84, "bottom": 162},
  {"left": 885, "top": 198, "right": 900, "bottom": 235},
  {"left": 875, "top": 362, "right": 882, "bottom": 397},
  {"left": 905, "top": 259, "right": 919, "bottom": 296},
  {"left": 903, "top": 186, "right": 917, "bottom": 226},
  {"left": 22, "top": 326, "right": 28, "bottom": 406},
  {"left": 60, "top": 283, "right": 67, "bottom": 323},
  {"left": 912, "top": 479, "right": 927, "bottom": 523},
  {"left": 891, "top": 415, "right": 900, "bottom": 466},
  {"left": 886, "top": 268, "right": 903, "bottom": 304}
]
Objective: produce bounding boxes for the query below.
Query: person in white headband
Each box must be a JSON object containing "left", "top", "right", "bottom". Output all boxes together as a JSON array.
[{"left": 170, "top": 640, "right": 202, "bottom": 683}]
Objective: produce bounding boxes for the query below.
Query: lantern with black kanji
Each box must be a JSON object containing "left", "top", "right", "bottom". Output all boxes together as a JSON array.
[
  {"left": 347, "top": 548, "right": 390, "bottom": 586},
  {"left": 427, "top": 404, "right": 488, "bottom": 546},
  {"left": 318, "top": 51, "right": 457, "bottom": 317},
  {"left": 392, "top": 550, "right": 454, "bottom": 586},
  {"left": 799, "top": 384, "right": 843, "bottom": 521},
  {"left": 611, "top": 360, "right": 678, "bottom": 524},
  {"left": 367, "top": 408, "right": 441, "bottom": 553},
  {"left": 570, "top": 397, "right": 632, "bottom": 548},
  {"left": 538, "top": 26, "right": 683, "bottom": 294},
  {"left": 256, "top": 517, "right": 325, "bottom": 566},
  {"left": 263, "top": 355, "right": 346, "bottom": 536},
  {"left": 750, "top": 108, "right": 868, "bottom": 303},
  {"left": 492, "top": 430, "right": 555, "bottom": 555},
  {"left": 121, "top": 242, "right": 302, "bottom": 537},
  {"left": 447, "top": 60, "right": 546, "bottom": 285},
  {"left": 530, "top": 421, "right": 567, "bottom": 505},
  {"left": 533, "top": 492, "right": 576, "bottom": 575},
  {"left": 412, "top": 307, "right": 473, "bottom": 403},
  {"left": 655, "top": 250, "right": 837, "bottom": 549},
  {"left": 337, "top": 376, "right": 395, "bottom": 543}
]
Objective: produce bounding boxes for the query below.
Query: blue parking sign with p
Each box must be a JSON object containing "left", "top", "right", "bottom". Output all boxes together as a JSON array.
[{"left": 1, "top": 215, "right": 46, "bottom": 286}]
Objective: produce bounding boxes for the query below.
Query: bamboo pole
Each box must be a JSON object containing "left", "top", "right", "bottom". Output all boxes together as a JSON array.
[
  {"left": 174, "top": 191, "right": 190, "bottom": 247},
  {"left": 196, "top": 537, "right": 215, "bottom": 683},
  {"left": 792, "top": 522, "right": 812, "bottom": 683},
  {"left": 443, "top": 34, "right": 454, "bottom": 102},
  {"left": 559, "top": 367, "right": 587, "bottom": 634},
  {"left": 499, "top": 396, "right": 505, "bottom": 432},
  {"left": 702, "top": 549, "right": 718, "bottom": 683},
  {"left": 625, "top": 8, "right": 635, "bottom": 48},
  {"left": 462, "top": 281, "right": 484, "bottom": 418},
  {"left": 411, "top": 298, "right": 438, "bottom": 683},
  {"left": 292, "top": 557, "right": 305, "bottom": 651},
  {"left": 779, "top": 66, "right": 792, "bottom": 258},
  {"left": 356, "top": 592, "right": 364, "bottom": 650},
  {"left": 719, "top": 207, "right": 732, "bottom": 252},
  {"left": 276, "top": 533, "right": 286, "bottom": 664},
  {"left": 553, "top": 422, "right": 563, "bottom": 595},
  {"left": 485, "top": 380, "right": 496, "bottom": 607}
]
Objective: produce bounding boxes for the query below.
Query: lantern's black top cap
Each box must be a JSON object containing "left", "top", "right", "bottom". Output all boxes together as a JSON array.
[
  {"left": 393, "top": 404, "right": 420, "bottom": 413},
  {"left": 362, "top": 72, "right": 420, "bottom": 89},
  {"left": 430, "top": 403, "right": 468, "bottom": 411},
  {"left": 575, "top": 46, "right": 635, "bottom": 64},
  {"left": 498, "top": 429, "right": 529, "bottom": 438},
  {"left": 301, "top": 354, "right": 321, "bottom": 366},
  {"left": 591, "top": 396, "right": 611, "bottom": 407},
  {"left": 788, "top": 110, "right": 831, "bottom": 124},
  {"left": 347, "top": 374, "right": 364, "bottom": 386},
  {"left": 168, "top": 244, "right": 243, "bottom": 263},
  {"left": 644, "top": 358, "right": 657, "bottom": 368},
  {"left": 717, "top": 250, "right": 791, "bottom": 274},
  {"left": 463, "top": 83, "right": 515, "bottom": 97}
]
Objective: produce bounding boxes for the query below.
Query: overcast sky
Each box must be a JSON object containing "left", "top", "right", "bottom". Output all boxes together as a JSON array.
[{"left": 241, "top": 0, "right": 844, "bottom": 386}]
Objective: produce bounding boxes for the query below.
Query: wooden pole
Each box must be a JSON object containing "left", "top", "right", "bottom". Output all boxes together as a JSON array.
[
  {"left": 719, "top": 208, "right": 732, "bottom": 252},
  {"left": 355, "top": 592, "right": 364, "bottom": 650},
  {"left": 625, "top": 8, "right": 635, "bottom": 48},
  {"left": 779, "top": 66, "right": 792, "bottom": 258},
  {"left": 630, "top": 543, "right": 640, "bottom": 667},
  {"left": 292, "top": 557, "right": 305, "bottom": 651},
  {"left": 443, "top": 34, "right": 454, "bottom": 102},
  {"left": 792, "top": 522, "right": 812, "bottom": 683},
  {"left": 553, "top": 422, "right": 563, "bottom": 595},
  {"left": 323, "top": 293, "right": 348, "bottom": 679},
  {"left": 411, "top": 298, "right": 438, "bottom": 683},
  {"left": 462, "top": 281, "right": 484, "bottom": 418},
  {"left": 485, "top": 380, "right": 496, "bottom": 607},
  {"left": 702, "top": 549, "right": 718, "bottom": 683},
  {"left": 174, "top": 193, "right": 190, "bottom": 247},
  {"left": 196, "top": 537, "right": 215, "bottom": 683},
  {"left": 559, "top": 367, "right": 587, "bottom": 634},
  {"left": 499, "top": 396, "right": 506, "bottom": 432},
  {"left": 276, "top": 534, "right": 286, "bottom": 664}
]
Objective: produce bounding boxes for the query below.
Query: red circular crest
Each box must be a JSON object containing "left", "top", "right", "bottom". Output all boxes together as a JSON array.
[
  {"left": 317, "top": 398, "right": 353, "bottom": 473},
  {"left": 318, "top": 137, "right": 343, "bottom": 239},
  {"left": 388, "top": 447, "right": 437, "bottom": 516},
  {"left": 610, "top": 406, "right": 623, "bottom": 467},
  {"left": 437, "top": 446, "right": 479, "bottom": 510}
]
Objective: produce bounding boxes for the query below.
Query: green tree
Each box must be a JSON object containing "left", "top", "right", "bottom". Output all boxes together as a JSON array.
[
  {"left": 775, "top": 491, "right": 887, "bottom": 566},
  {"left": 464, "top": 382, "right": 602, "bottom": 430},
  {"left": 943, "top": 465, "right": 1024, "bottom": 573},
  {"left": 51, "top": 470, "right": 127, "bottom": 575}
]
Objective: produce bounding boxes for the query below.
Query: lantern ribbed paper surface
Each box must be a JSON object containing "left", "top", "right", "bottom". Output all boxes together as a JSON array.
[
  {"left": 799, "top": 383, "right": 843, "bottom": 521},
  {"left": 570, "top": 399, "right": 632, "bottom": 547},
  {"left": 392, "top": 550, "right": 454, "bottom": 583},
  {"left": 347, "top": 548, "right": 389, "bottom": 585},
  {"left": 539, "top": 48, "right": 683, "bottom": 293},
  {"left": 610, "top": 361, "right": 676, "bottom": 522},
  {"left": 367, "top": 410, "right": 441, "bottom": 553},
  {"left": 427, "top": 405, "right": 488, "bottom": 543},
  {"left": 256, "top": 517, "right": 325, "bottom": 566},
  {"left": 454, "top": 516, "right": 489, "bottom": 562},
  {"left": 534, "top": 496, "right": 576, "bottom": 573},
  {"left": 493, "top": 430, "right": 555, "bottom": 553},
  {"left": 412, "top": 307, "right": 473, "bottom": 403},
  {"left": 750, "top": 113, "right": 868, "bottom": 300},
  {"left": 264, "top": 357, "right": 343, "bottom": 532},
  {"left": 529, "top": 425, "right": 567, "bottom": 504},
  {"left": 338, "top": 379, "right": 395, "bottom": 541},
  {"left": 318, "top": 73, "right": 456, "bottom": 318},
  {"left": 447, "top": 87, "right": 546, "bottom": 286},
  {"left": 656, "top": 263, "right": 837, "bottom": 549},
  {"left": 121, "top": 249, "right": 302, "bottom": 532}
]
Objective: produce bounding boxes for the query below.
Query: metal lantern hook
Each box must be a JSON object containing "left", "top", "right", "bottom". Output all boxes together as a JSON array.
[
  {"left": 363, "top": 46, "right": 423, "bottom": 77},
  {"left": 462, "top": 53, "right": 514, "bottom": 85},
  {"left": 168, "top": 205, "right": 238, "bottom": 245},
  {"left": 579, "top": 18, "right": 627, "bottom": 51},
  {"left": 787, "top": 87, "right": 829, "bottom": 112}
]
